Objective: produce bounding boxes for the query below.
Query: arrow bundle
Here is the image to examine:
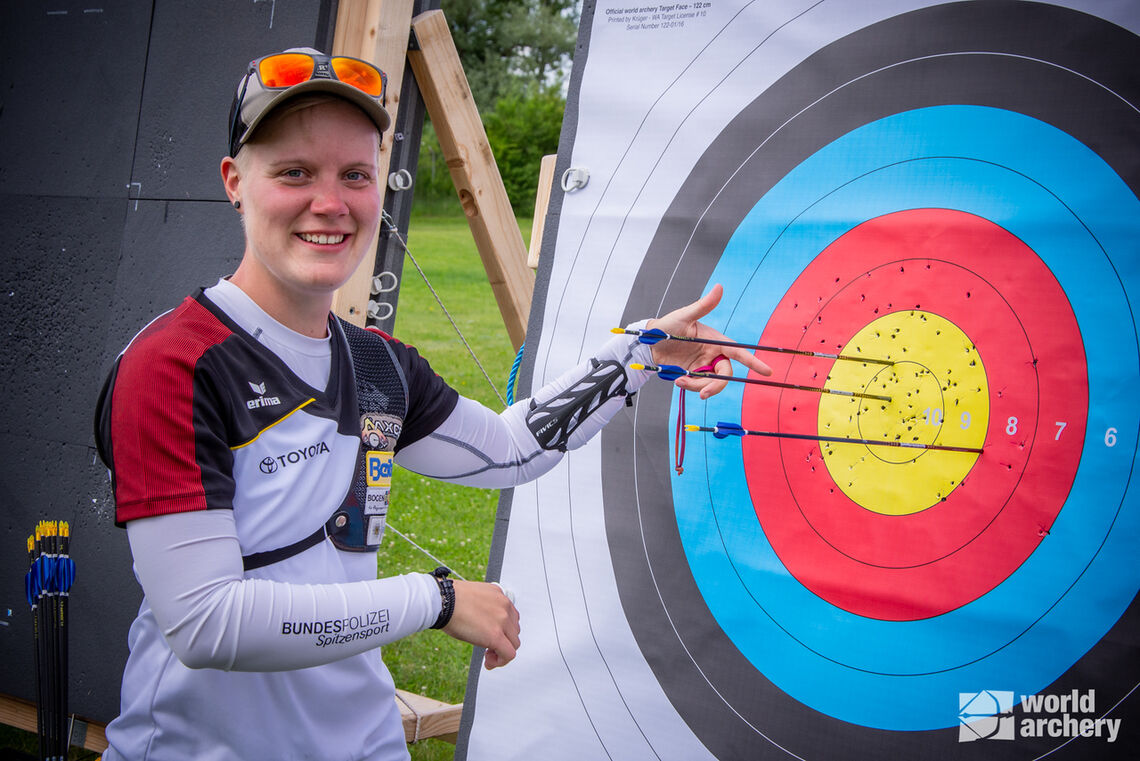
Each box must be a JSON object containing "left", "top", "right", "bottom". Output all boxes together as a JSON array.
[{"left": 25, "top": 521, "right": 76, "bottom": 761}]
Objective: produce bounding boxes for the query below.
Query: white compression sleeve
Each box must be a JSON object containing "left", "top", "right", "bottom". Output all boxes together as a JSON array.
[
  {"left": 395, "top": 327, "right": 655, "bottom": 487},
  {"left": 127, "top": 510, "right": 440, "bottom": 672}
]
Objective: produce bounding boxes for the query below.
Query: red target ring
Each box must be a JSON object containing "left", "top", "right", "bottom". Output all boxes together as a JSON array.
[{"left": 741, "top": 209, "right": 1087, "bottom": 621}]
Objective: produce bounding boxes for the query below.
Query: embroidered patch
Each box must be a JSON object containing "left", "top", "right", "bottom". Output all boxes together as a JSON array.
[{"left": 360, "top": 413, "right": 402, "bottom": 450}]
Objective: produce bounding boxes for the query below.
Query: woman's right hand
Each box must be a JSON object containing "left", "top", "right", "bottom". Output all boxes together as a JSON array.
[{"left": 443, "top": 580, "right": 521, "bottom": 669}]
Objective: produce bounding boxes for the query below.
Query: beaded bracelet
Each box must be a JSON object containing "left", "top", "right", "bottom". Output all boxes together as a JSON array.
[{"left": 430, "top": 566, "right": 455, "bottom": 629}]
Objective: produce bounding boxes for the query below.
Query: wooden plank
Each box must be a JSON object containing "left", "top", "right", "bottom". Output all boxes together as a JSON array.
[
  {"left": 0, "top": 693, "right": 109, "bottom": 754},
  {"left": 527, "top": 154, "right": 559, "bottom": 269},
  {"left": 395, "top": 688, "right": 463, "bottom": 744},
  {"left": 2, "top": 688, "right": 462, "bottom": 750},
  {"left": 330, "top": 0, "right": 416, "bottom": 326},
  {"left": 407, "top": 10, "right": 534, "bottom": 350}
]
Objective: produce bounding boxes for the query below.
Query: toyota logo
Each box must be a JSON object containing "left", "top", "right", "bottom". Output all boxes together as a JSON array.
[{"left": 259, "top": 457, "right": 278, "bottom": 474}]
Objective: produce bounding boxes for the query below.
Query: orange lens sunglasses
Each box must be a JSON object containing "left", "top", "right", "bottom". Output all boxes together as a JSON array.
[{"left": 256, "top": 52, "right": 386, "bottom": 97}]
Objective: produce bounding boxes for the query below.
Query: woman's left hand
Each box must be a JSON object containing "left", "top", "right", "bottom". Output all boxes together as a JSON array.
[{"left": 645, "top": 283, "right": 772, "bottom": 399}]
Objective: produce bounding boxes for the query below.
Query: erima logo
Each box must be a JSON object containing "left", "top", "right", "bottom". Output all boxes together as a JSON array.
[
  {"left": 246, "top": 380, "right": 281, "bottom": 410},
  {"left": 259, "top": 442, "right": 331, "bottom": 474}
]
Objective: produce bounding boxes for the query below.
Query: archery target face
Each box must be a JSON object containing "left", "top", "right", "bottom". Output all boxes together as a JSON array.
[
  {"left": 740, "top": 206, "right": 1087, "bottom": 623},
  {"left": 602, "top": 2, "right": 1140, "bottom": 756}
]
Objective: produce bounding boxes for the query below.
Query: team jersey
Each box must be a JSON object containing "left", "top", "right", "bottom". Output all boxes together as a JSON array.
[
  {"left": 93, "top": 287, "right": 457, "bottom": 760},
  {"left": 96, "top": 288, "right": 456, "bottom": 537}
]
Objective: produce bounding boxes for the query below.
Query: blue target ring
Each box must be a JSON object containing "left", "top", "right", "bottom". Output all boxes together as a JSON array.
[{"left": 670, "top": 105, "right": 1140, "bottom": 729}]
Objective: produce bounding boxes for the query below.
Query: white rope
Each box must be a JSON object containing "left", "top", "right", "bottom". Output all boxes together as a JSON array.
[{"left": 394, "top": 690, "right": 424, "bottom": 743}]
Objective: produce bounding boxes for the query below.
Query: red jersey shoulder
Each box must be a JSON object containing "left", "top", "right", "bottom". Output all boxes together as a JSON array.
[
  {"left": 108, "top": 296, "right": 236, "bottom": 523},
  {"left": 114, "top": 296, "right": 235, "bottom": 409},
  {"left": 123, "top": 296, "right": 233, "bottom": 369}
]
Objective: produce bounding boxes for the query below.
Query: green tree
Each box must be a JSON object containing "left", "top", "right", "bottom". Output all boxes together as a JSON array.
[
  {"left": 414, "top": 86, "right": 565, "bottom": 214},
  {"left": 498, "top": 0, "right": 580, "bottom": 92},
  {"left": 414, "top": 0, "right": 577, "bottom": 211},
  {"left": 413, "top": 121, "right": 456, "bottom": 207},
  {"left": 483, "top": 86, "right": 566, "bottom": 212},
  {"left": 443, "top": 0, "right": 579, "bottom": 109}
]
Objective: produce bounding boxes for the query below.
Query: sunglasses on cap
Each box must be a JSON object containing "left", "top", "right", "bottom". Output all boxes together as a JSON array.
[{"left": 228, "top": 51, "right": 389, "bottom": 157}]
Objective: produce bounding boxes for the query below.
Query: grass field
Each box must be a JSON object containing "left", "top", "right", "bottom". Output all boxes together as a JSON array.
[{"left": 0, "top": 202, "right": 529, "bottom": 761}]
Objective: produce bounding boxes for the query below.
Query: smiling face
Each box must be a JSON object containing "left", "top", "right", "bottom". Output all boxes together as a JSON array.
[{"left": 221, "top": 97, "right": 381, "bottom": 335}]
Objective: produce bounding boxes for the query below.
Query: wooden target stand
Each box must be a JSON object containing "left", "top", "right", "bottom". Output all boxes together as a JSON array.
[
  {"left": 332, "top": 0, "right": 535, "bottom": 350},
  {"left": 0, "top": 0, "right": 545, "bottom": 754}
]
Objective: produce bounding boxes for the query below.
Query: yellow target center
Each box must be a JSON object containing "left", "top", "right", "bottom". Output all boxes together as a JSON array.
[{"left": 818, "top": 311, "right": 988, "bottom": 515}]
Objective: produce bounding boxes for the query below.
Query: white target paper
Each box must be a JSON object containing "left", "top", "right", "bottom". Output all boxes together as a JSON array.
[{"left": 459, "top": 2, "right": 1140, "bottom": 759}]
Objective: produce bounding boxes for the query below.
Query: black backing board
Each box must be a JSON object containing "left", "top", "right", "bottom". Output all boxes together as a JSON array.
[
  {"left": 0, "top": 0, "right": 340, "bottom": 725},
  {"left": 130, "top": 0, "right": 335, "bottom": 202},
  {"left": 0, "top": 2, "right": 151, "bottom": 199}
]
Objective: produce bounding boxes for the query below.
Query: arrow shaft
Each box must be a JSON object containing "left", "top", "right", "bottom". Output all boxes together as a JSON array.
[
  {"left": 685, "top": 369, "right": 893, "bottom": 403},
  {"left": 618, "top": 328, "right": 893, "bottom": 365},
  {"left": 690, "top": 425, "right": 983, "bottom": 453}
]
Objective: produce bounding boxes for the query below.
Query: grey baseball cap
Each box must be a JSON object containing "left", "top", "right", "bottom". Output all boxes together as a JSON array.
[{"left": 227, "top": 47, "right": 390, "bottom": 157}]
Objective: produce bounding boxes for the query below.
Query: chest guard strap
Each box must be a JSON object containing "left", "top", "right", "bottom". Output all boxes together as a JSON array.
[
  {"left": 325, "top": 321, "right": 409, "bottom": 553},
  {"left": 242, "top": 524, "right": 328, "bottom": 571}
]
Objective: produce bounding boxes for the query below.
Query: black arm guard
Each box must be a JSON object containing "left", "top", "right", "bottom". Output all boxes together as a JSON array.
[{"left": 525, "top": 359, "right": 629, "bottom": 452}]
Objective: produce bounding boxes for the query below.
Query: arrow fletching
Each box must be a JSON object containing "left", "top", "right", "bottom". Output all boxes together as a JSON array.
[
  {"left": 713, "top": 421, "right": 746, "bottom": 439},
  {"left": 636, "top": 328, "right": 669, "bottom": 345}
]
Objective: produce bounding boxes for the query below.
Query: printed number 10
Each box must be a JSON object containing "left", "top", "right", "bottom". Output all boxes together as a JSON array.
[{"left": 925, "top": 408, "right": 973, "bottom": 429}]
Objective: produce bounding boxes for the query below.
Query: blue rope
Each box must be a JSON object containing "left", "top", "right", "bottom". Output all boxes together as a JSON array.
[{"left": 506, "top": 343, "right": 525, "bottom": 405}]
